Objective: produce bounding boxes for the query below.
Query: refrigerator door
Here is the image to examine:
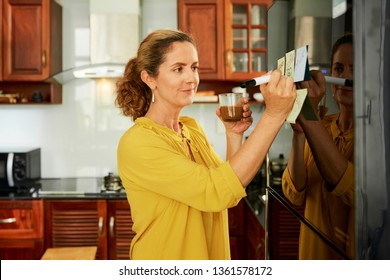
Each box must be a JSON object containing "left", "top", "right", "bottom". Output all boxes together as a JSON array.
[{"left": 354, "top": 0, "right": 390, "bottom": 259}]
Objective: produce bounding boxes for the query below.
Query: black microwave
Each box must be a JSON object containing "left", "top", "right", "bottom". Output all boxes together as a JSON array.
[{"left": 0, "top": 148, "right": 41, "bottom": 188}]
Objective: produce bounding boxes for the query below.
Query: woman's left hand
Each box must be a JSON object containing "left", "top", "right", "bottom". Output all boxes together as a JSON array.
[
  {"left": 296, "top": 70, "right": 326, "bottom": 111},
  {"left": 216, "top": 98, "right": 253, "bottom": 135}
]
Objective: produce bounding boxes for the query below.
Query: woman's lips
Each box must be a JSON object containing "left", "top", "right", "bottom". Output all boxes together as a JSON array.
[{"left": 182, "top": 88, "right": 195, "bottom": 94}]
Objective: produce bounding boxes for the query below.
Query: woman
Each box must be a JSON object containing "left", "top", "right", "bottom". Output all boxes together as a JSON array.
[
  {"left": 282, "top": 33, "right": 354, "bottom": 259},
  {"left": 116, "top": 29, "right": 296, "bottom": 260}
]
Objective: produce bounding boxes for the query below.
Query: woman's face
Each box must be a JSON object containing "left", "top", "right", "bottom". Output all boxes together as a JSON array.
[
  {"left": 153, "top": 41, "right": 199, "bottom": 108},
  {"left": 331, "top": 43, "right": 353, "bottom": 108}
]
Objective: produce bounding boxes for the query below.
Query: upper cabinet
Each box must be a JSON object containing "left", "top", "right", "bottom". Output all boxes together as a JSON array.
[
  {"left": 178, "top": 0, "right": 225, "bottom": 80},
  {"left": 0, "top": 0, "right": 62, "bottom": 104},
  {"left": 2, "top": 0, "right": 62, "bottom": 81},
  {"left": 178, "top": 0, "right": 273, "bottom": 81}
]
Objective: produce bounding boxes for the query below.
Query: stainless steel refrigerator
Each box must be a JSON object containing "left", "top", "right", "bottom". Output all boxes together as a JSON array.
[
  {"left": 354, "top": 0, "right": 390, "bottom": 259},
  {"left": 266, "top": 0, "right": 390, "bottom": 259}
]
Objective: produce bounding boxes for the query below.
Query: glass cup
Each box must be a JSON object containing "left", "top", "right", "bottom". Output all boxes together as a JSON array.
[{"left": 218, "top": 93, "right": 243, "bottom": 122}]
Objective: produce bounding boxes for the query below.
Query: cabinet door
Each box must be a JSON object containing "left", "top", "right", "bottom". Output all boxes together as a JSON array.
[
  {"left": 0, "top": 239, "right": 44, "bottom": 259},
  {"left": 44, "top": 200, "right": 108, "bottom": 260},
  {"left": 0, "top": 0, "right": 3, "bottom": 80},
  {"left": 107, "top": 199, "right": 135, "bottom": 260},
  {"left": 0, "top": 200, "right": 44, "bottom": 259},
  {"left": 228, "top": 200, "right": 244, "bottom": 236},
  {"left": 2, "top": 0, "right": 62, "bottom": 81},
  {"left": 244, "top": 201, "right": 265, "bottom": 259},
  {"left": 268, "top": 196, "right": 302, "bottom": 260},
  {"left": 228, "top": 200, "right": 245, "bottom": 259},
  {"left": 229, "top": 236, "right": 245, "bottom": 260},
  {"left": 178, "top": 0, "right": 225, "bottom": 80},
  {"left": 224, "top": 0, "right": 272, "bottom": 81}
]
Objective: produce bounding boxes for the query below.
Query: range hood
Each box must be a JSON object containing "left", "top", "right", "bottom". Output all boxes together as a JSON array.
[
  {"left": 50, "top": 0, "right": 139, "bottom": 84},
  {"left": 287, "top": 0, "right": 332, "bottom": 69}
]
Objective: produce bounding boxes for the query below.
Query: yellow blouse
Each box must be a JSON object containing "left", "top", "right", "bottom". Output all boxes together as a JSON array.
[
  {"left": 282, "top": 113, "right": 355, "bottom": 259},
  {"left": 117, "top": 116, "right": 246, "bottom": 260}
]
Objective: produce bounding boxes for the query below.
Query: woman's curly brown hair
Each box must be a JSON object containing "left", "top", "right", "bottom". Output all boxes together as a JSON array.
[{"left": 115, "top": 29, "right": 196, "bottom": 121}]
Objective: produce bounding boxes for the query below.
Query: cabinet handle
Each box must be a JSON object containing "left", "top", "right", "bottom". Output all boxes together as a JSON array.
[
  {"left": 109, "top": 216, "right": 115, "bottom": 237},
  {"left": 0, "top": 218, "right": 16, "bottom": 223},
  {"left": 42, "top": 51, "right": 47, "bottom": 67},
  {"left": 98, "top": 216, "right": 103, "bottom": 235}
]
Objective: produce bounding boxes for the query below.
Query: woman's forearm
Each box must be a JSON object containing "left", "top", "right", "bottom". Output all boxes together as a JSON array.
[
  {"left": 287, "top": 132, "right": 307, "bottom": 191},
  {"left": 300, "top": 118, "right": 348, "bottom": 186},
  {"left": 229, "top": 113, "right": 286, "bottom": 187},
  {"left": 225, "top": 132, "right": 244, "bottom": 160}
]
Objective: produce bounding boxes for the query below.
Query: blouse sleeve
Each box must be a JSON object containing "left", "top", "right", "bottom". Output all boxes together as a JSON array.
[
  {"left": 282, "top": 167, "right": 306, "bottom": 206},
  {"left": 330, "top": 161, "right": 354, "bottom": 207}
]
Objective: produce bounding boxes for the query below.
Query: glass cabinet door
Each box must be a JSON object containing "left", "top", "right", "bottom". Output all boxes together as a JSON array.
[{"left": 226, "top": 1, "right": 271, "bottom": 80}]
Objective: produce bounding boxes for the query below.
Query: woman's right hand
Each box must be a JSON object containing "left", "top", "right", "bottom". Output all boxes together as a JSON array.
[{"left": 260, "top": 70, "right": 296, "bottom": 121}]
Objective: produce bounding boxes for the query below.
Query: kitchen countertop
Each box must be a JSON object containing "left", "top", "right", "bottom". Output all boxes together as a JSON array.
[
  {"left": 38, "top": 177, "right": 126, "bottom": 198},
  {"left": 0, "top": 177, "right": 265, "bottom": 226}
]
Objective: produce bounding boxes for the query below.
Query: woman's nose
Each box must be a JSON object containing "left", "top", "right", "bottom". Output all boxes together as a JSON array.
[
  {"left": 341, "top": 67, "right": 353, "bottom": 80},
  {"left": 185, "top": 70, "right": 199, "bottom": 84}
]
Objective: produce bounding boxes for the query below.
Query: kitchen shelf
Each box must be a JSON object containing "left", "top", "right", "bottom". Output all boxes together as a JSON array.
[{"left": 0, "top": 81, "right": 62, "bottom": 105}]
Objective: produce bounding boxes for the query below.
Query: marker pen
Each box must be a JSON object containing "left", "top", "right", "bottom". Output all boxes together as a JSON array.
[
  {"left": 240, "top": 75, "right": 353, "bottom": 88},
  {"left": 324, "top": 76, "right": 353, "bottom": 87},
  {"left": 239, "top": 75, "right": 270, "bottom": 88}
]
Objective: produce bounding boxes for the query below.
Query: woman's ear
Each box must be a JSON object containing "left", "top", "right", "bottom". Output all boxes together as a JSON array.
[{"left": 141, "top": 70, "right": 156, "bottom": 90}]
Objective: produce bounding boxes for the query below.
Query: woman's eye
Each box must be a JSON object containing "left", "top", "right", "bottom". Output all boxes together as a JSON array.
[
  {"left": 333, "top": 66, "right": 343, "bottom": 74},
  {"left": 174, "top": 67, "right": 182, "bottom": 73}
]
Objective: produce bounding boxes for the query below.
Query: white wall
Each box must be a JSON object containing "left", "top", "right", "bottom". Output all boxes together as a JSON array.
[
  {"left": 141, "top": 0, "right": 177, "bottom": 39},
  {"left": 0, "top": 0, "right": 291, "bottom": 178}
]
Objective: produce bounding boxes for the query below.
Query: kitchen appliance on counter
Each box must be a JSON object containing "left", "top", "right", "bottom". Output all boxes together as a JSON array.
[
  {"left": 102, "top": 172, "right": 123, "bottom": 192},
  {"left": 0, "top": 148, "right": 41, "bottom": 191},
  {"left": 269, "top": 154, "right": 288, "bottom": 187}
]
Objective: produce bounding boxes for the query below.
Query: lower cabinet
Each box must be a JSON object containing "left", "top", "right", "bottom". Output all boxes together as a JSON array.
[
  {"left": 244, "top": 201, "right": 265, "bottom": 260},
  {"left": 228, "top": 200, "right": 245, "bottom": 260},
  {"left": 107, "top": 200, "right": 135, "bottom": 260},
  {"left": 0, "top": 200, "right": 44, "bottom": 260},
  {"left": 267, "top": 195, "right": 302, "bottom": 260},
  {"left": 0, "top": 198, "right": 263, "bottom": 260},
  {"left": 44, "top": 199, "right": 135, "bottom": 260}
]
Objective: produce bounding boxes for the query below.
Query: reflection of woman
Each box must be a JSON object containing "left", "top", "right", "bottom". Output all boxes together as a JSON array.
[
  {"left": 116, "top": 29, "right": 296, "bottom": 259},
  {"left": 282, "top": 34, "right": 354, "bottom": 259}
]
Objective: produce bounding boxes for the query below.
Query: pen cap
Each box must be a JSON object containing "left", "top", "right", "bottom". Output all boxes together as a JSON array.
[{"left": 232, "top": 86, "right": 248, "bottom": 98}]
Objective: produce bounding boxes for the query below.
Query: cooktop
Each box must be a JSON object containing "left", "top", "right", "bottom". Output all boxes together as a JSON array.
[{"left": 0, "top": 182, "right": 41, "bottom": 198}]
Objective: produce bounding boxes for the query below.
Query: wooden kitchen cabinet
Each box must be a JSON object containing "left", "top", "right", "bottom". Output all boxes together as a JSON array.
[
  {"left": 228, "top": 200, "right": 245, "bottom": 259},
  {"left": 0, "top": 0, "right": 3, "bottom": 80},
  {"left": 44, "top": 199, "right": 135, "bottom": 260},
  {"left": 107, "top": 199, "right": 135, "bottom": 260},
  {"left": 2, "top": 0, "right": 62, "bottom": 81},
  {"left": 0, "top": 0, "right": 62, "bottom": 104},
  {"left": 0, "top": 200, "right": 44, "bottom": 260},
  {"left": 244, "top": 200, "right": 265, "bottom": 259},
  {"left": 268, "top": 194, "right": 302, "bottom": 260},
  {"left": 178, "top": 0, "right": 225, "bottom": 80},
  {"left": 178, "top": 0, "right": 273, "bottom": 81}
]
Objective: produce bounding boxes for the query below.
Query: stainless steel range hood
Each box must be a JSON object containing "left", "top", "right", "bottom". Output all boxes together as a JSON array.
[
  {"left": 50, "top": 0, "right": 139, "bottom": 84},
  {"left": 287, "top": 0, "right": 333, "bottom": 69}
]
